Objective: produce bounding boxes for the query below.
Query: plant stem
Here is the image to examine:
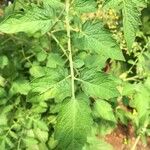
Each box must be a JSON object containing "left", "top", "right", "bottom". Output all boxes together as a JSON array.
[
  {"left": 130, "top": 135, "right": 140, "bottom": 150},
  {"left": 51, "top": 34, "right": 69, "bottom": 58},
  {"left": 131, "top": 124, "right": 148, "bottom": 150},
  {"left": 65, "top": 0, "right": 75, "bottom": 99},
  {"left": 127, "top": 43, "right": 148, "bottom": 74}
]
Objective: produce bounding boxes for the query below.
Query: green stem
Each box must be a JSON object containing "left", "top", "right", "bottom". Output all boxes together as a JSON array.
[
  {"left": 127, "top": 43, "right": 148, "bottom": 74},
  {"left": 51, "top": 34, "right": 69, "bottom": 58},
  {"left": 65, "top": 0, "right": 75, "bottom": 99}
]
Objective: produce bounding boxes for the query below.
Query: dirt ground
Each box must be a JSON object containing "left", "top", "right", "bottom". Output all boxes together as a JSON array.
[{"left": 105, "top": 124, "right": 150, "bottom": 150}]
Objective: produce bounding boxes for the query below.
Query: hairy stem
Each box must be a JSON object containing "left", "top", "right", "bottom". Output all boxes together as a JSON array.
[{"left": 65, "top": 0, "right": 75, "bottom": 99}]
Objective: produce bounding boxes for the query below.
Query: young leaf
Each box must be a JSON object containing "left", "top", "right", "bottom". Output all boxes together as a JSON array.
[
  {"left": 93, "top": 100, "right": 116, "bottom": 122},
  {"left": 73, "top": 21, "right": 124, "bottom": 61},
  {"left": 55, "top": 99, "right": 92, "bottom": 150},
  {"left": 80, "top": 69, "right": 120, "bottom": 99},
  {"left": 0, "top": 5, "right": 57, "bottom": 34},
  {"left": 122, "top": 0, "right": 141, "bottom": 49}
]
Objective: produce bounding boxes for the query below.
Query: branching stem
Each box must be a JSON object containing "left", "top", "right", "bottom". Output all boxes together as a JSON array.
[{"left": 65, "top": 0, "right": 75, "bottom": 99}]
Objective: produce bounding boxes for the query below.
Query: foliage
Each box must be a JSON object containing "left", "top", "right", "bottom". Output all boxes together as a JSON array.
[{"left": 0, "top": 0, "right": 149, "bottom": 150}]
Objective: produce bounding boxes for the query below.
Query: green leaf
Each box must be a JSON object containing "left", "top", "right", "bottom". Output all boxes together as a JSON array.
[
  {"left": 74, "top": 59, "right": 84, "bottom": 69},
  {"left": 73, "top": 0, "right": 97, "bottom": 13},
  {"left": 5, "top": 137, "right": 14, "bottom": 148},
  {"left": 36, "top": 51, "right": 47, "bottom": 62},
  {"left": 0, "top": 115, "right": 7, "bottom": 125},
  {"left": 0, "top": 87, "right": 6, "bottom": 98},
  {"left": 38, "top": 143, "right": 48, "bottom": 150},
  {"left": 28, "top": 68, "right": 71, "bottom": 102},
  {"left": 103, "top": 0, "right": 142, "bottom": 50},
  {"left": 84, "top": 54, "right": 108, "bottom": 70},
  {"left": 96, "top": 120, "right": 116, "bottom": 136},
  {"left": 0, "top": 140, "right": 5, "bottom": 150},
  {"left": 23, "top": 137, "right": 38, "bottom": 146},
  {"left": 29, "top": 65, "right": 46, "bottom": 78},
  {"left": 48, "top": 135, "right": 58, "bottom": 150},
  {"left": 132, "top": 0, "right": 148, "bottom": 7},
  {"left": 46, "top": 53, "right": 64, "bottom": 68},
  {"left": 9, "top": 80, "right": 31, "bottom": 95},
  {"left": 83, "top": 136, "right": 113, "bottom": 150},
  {"left": 130, "top": 85, "right": 150, "bottom": 118},
  {"left": 43, "top": 0, "right": 65, "bottom": 9},
  {"left": 103, "top": 0, "right": 122, "bottom": 9},
  {"left": 0, "top": 5, "right": 57, "bottom": 34},
  {"left": 34, "top": 128, "right": 48, "bottom": 143},
  {"left": 116, "top": 108, "right": 130, "bottom": 125},
  {"left": 73, "top": 21, "right": 124, "bottom": 60},
  {"left": 122, "top": 0, "right": 141, "bottom": 49},
  {"left": 9, "top": 131, "right": 18, "bottom": 139},
  {"left": 80, "top": 69, "right": 120, "bottom": 99},
  {"left": 0, "top": 76, "right": 5, "bottom": 87},
  {"left": 55, "top": 99, "right": 92, "bottom": 150},
  {"left": 93, "top": 100, "right": 116, "bottom": 122},
  {"left": 34, "top": 120, "right": 49, "bottom": 131},
  {"left": 0, "top": 55, "right": 9, "bottom": 69}
]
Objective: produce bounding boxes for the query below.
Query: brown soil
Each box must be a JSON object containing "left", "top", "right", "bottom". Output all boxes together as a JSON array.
[{"left": 105, "top": 124, "right": 150, "bottom": 150}]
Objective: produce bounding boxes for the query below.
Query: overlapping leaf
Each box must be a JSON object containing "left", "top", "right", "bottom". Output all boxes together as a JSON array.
[
  {"left": 55, "top": 99, "right": 92, "bottom": 150},
  {"left": 80, "top": 69, "right": 120, "bottom": 99},
  {"left": 0, "top": 5, "right": 57, "bottom": 34},
  {"left": 73, "top": 21, "right": 124, "bottom": 60}
]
